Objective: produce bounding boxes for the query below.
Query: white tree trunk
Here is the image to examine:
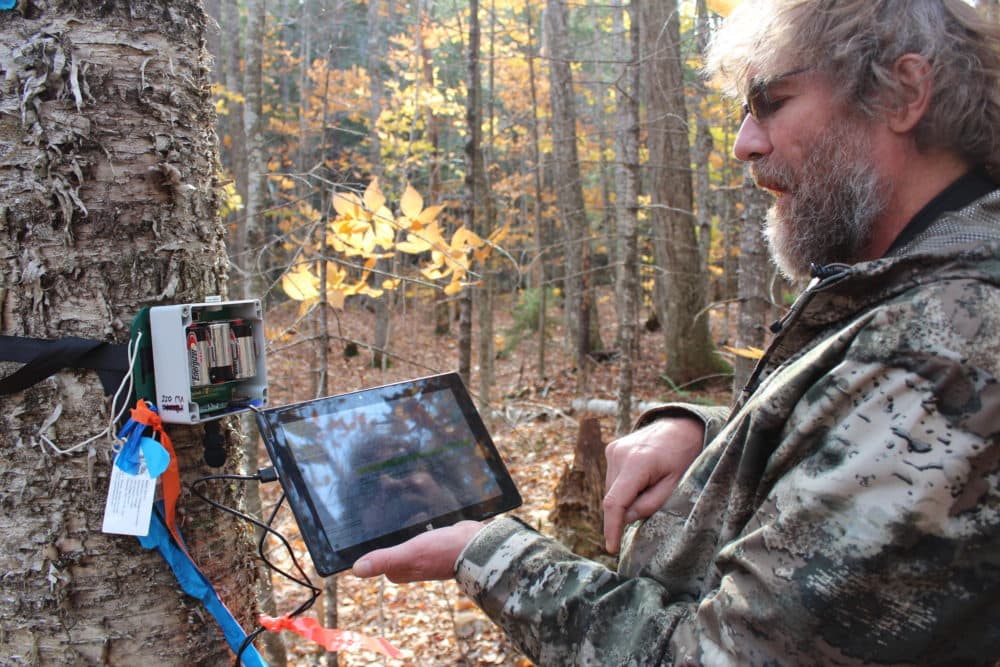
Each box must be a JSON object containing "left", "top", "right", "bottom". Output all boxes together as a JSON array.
[
  {"left": 545, "top": 0, "right": 591, "bottom": 382},
  {"left": 612, "top": 0, "right": 641, "bottom": 436},
  {"left": 0, "top": 3, "right": 260, "bottom": 664}
]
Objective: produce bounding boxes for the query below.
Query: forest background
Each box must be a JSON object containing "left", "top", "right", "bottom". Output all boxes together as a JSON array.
[
  {"left": 212, "top": 0, "right": 777, "bottom": 663},
  {"left": 216, "top": 0, "right": 1000, "bottom": 663}
]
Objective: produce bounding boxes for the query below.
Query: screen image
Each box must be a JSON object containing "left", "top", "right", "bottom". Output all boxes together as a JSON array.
[
  {"left": 256, "top": 373, "right": 521, "bottom": 575},
  {"left": 278, "top": 386, "right": 502, "bottom": 549}
]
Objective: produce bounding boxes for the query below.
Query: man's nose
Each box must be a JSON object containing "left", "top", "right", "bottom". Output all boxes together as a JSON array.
[{"left": 733, "top": 115, "right": 772, "bottom": 162}]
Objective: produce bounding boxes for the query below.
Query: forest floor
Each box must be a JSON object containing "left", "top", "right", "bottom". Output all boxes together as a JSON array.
[{"left": 255, "top": 286, "right": 734, "bottom": 666}]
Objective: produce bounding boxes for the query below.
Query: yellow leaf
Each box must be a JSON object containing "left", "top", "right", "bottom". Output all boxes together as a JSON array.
[
  {"left": 419, "top": 223, "right": 447, "bottom": 249},
  {"left": 329, "top": 289, "right": 346, "bottom": 310},
  {"left": 722, "top": 345, "right": 765, "bottom": 360},
  {"left": 281, "top": 266, "right": 320, "bottom": 301},
  {"left": 487, "top": 224, "right": 510, "bottom": 245},
  {"left": 360, "top": 228, "right": 376, "bottom": 255},
  {"left": 374, "top": 217, "right": 395, "bottom": 248},
  {"left": 450, "top": 227, "right": 483, "bottom": 250},
  {"left": 332, "top": 191, "right": 364, "bottom": 219},
  {"left": 363, "top": 178, "right": 386, "bottom": 213},
  {"left": 443, "top": 280, "right": 464, "bottom": 295},
  {"left": 397, "top": 236, "right": 431, "bottom": 254},
  {"left": 400, "top": 185, "right": 424, "bottom": 219},
  {"left": 416, "top": 203, "right": 445, "bottom": 224},
  {"left": 324, "top": 261, "right": 347, "bottom": 287},
  {"left": 421, "top": 266, "right": 448, "bottom": 281},
  {"left": 382, "top": 278, "right": 401, "bottom": 290}
]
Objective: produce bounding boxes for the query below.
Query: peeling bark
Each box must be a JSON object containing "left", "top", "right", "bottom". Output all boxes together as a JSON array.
[{"left": 1, "top": 2, "right": 261, "bottom": 664}]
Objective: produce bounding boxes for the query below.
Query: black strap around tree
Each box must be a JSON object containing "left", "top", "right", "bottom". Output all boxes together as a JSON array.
[{"left": 0, "top": 335, "right": 130, "bottom": 397}]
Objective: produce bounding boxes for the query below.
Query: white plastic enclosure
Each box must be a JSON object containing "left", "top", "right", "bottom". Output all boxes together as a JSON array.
[{"left": 148, "top": 299, "right": 268, "bottom": 424}]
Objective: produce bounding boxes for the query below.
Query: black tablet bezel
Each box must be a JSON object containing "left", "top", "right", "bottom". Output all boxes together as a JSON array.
[{"left": 255, "top": 372, "right": 522, "bottom": 576}]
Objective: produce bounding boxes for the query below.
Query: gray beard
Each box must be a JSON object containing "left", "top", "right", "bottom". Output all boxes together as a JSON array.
[{"left": 756, "top": 120, "right": 890, "bottom": 281}]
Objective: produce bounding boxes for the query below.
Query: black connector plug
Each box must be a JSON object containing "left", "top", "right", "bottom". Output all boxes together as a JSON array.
[
  {"left": 203, "top": 420, "right": 227, "bottom": 467},
  {"left": 257, "top": 467, "right": 278, "bottom": 483}
]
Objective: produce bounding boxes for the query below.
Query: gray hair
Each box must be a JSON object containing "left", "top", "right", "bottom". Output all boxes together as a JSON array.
[{"left": 706, "top": 0, "right": 1000, "bottom": 172}]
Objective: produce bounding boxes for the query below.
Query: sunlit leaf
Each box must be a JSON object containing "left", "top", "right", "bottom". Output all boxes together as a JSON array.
[
  {"left": 400, "top": 185, "right": 424, "bottom": 219},
  {"left": 324, "top": 261, "right": 347, "bottom": 287},
  {"left": 416, "top": 204, "right": 445, "bottom": 224},
  {"left": 374, "top": 217, "right": 395, "bottom": 248},
  {"left": 443, "top": 280, "right": 464, "bottom": 295},
  {"left": 421, "top": 265, "right": 447, "bottom": 281},
  {"left": 487, "top": 225, "right": 510, "bottom": 245},
  {"left": 450, "top": 227, "right": 483, "bottom": 250},
  {"left": 332, "top": 191, "right": 364, "bottom": 219},
  {"left": 397, "top": 236, "right": 432, "bottom": 254},
  {"left": 281, "top": 266, "right": 320, "bottom": 301},
  {"left": 363, "top": 178, "right": 386, "bottom": 213},
  {"left": 360, "top": 228, "right": 376, "bottom": 255}
]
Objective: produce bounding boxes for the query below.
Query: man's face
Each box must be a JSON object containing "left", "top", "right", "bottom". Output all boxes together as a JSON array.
[{"left": 734, "top": 69, "right": 891, "bottom": 280}]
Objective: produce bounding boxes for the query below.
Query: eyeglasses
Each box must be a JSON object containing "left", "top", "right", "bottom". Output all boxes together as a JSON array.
[{"left": 742, "top": 66, "right": 813, "bottom": 122}]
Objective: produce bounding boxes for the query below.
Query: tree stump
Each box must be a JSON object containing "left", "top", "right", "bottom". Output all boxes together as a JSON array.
[{"left": 551, "top": 417, "right": 614, "bottom": 565}]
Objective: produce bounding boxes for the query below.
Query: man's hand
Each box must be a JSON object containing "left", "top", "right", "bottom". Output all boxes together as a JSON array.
[
  {"left": 603, "top": 417, "right": 704, "bottom": 554},
  {"left": 352, "top": 521, "right": 485, "bottom": 583}
]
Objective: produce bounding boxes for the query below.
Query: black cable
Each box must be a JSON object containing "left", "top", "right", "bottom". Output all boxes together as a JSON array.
[{"left": 188, "top": 471, "right": 322, "bottom": 667}]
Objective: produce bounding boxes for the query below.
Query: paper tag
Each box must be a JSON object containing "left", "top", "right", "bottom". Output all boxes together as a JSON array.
[{"left": 102, "top": 460, "right": 156, "bottom": 536}]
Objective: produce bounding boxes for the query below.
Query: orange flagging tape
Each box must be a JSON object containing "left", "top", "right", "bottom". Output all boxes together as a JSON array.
[
  {"left": 130, "top": 399, "right": 184, "bottom": 551},
  {"left": 258, "top": 614, "right": 401, "bottom": 659}
]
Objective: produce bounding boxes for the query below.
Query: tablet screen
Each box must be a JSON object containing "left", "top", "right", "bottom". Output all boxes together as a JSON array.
[{"left": 255, "top": 373, "right": 521, "bottom": 576}]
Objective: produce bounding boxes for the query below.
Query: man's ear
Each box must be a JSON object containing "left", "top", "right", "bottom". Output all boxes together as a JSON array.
[{"left": 887, "top": 53, "right": 933, "bottom": 134}]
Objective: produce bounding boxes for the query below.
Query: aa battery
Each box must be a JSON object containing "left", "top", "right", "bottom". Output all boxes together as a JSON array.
[
  {"left": 207, "top": 322, "right": 235, "bottom": 383},
  {"left": 230, "top": 320, "right": 257, "bottom": 380},
  {"left": 187, "top": 325, "right": 212, "bottom": 388}
]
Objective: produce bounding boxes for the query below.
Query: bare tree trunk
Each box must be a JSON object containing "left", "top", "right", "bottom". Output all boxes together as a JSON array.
[
  {"left": 477, "top": 0, "right": 498, "bottom": 407},
  {"left": 0, "top": 3, "right": 261, "bottom": 663},
  {"left": 241, "top": 0, "right": 267, "bottom": 302},
  {"left": 693, "top": 0, "right": 715, "bottom": 277},
  {"left": 221, "top": 0, "right": 248, "bottom": 240},
  {"left": 613, "top": 0, "right": 641, "bottom": 436},
  {"left": 525, "top": 3, "right": 548, "bottom": 381},
  {"left": 545, "top": 0, "right": 592, "bottom": 388},
  {"left": 639, "top": 0, "right": 719, "bottom": 385},
  {"left": 459, "top": 0, "right": 484, "bottom": 387},
  {"left": 422, "top": 5, "right": 451, "bottom": 338},
  {"left": 366, "top": 0, "right": 393, "bottom": 371}
]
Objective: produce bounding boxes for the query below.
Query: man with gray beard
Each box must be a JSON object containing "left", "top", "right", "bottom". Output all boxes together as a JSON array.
[{"left": 353, "top": 1, "right": 1000, "bottom": 664}]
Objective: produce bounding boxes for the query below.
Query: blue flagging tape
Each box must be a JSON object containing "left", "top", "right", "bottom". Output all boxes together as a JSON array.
[{"left": 138, "top": 505, "right": 268, "bottom": 667}]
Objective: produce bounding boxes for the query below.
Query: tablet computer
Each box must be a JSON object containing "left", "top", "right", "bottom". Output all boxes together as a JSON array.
[{"left": 255, "top": 372, "right": 522, "bottom": 576}]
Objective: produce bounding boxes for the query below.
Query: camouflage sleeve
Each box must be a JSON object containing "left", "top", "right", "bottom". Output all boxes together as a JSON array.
[
  {"left": 454, "top": 516, "right": 688, "bottom": 665},
  {"left": 455, "top": 278, "right": 1000, "bottom": 666},
  {"left": 633, "top": 402, "right": 731, "bottom": 444}
]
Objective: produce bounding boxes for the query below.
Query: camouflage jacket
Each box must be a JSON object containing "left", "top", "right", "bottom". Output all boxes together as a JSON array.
[{"left": 455, "top": 189, "right": 1000, "bottom": 666}]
